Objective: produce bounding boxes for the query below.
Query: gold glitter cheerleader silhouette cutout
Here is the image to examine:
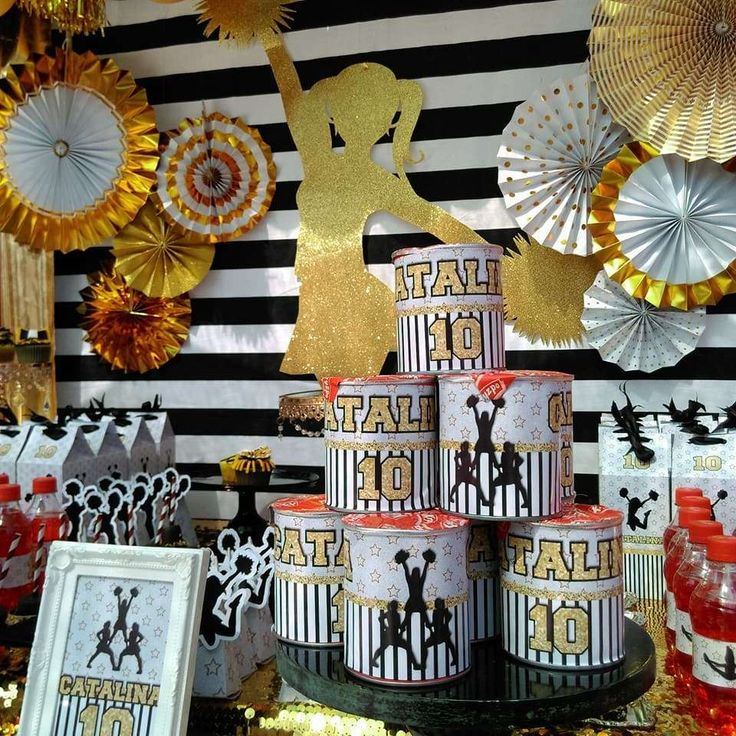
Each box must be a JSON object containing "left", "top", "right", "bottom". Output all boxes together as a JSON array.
[{"left": 197, "top": 0, "right": 487, "bottom": 377}]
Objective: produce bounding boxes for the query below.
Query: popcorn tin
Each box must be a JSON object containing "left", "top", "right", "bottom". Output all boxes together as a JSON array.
[
  {"left": 438, "top": 370, "right": 572, "bottom": 519},
  {"left": 271, "top": 495, "right": 346, "bottom": 647},
  {"left": 500, "top": 505, "right": 625, "bottom": 669},
  {"left": 342, "top": 511, "right": 471, "bottom": 686},
  {"left": 323, "top": 375, "right": 438, "bottom": 512},
  {"left": 393, "top": 244, "right": 505, "bottom": 373},
  {"left": 467, "top": 522, "right": 501, "bottom": 642}
]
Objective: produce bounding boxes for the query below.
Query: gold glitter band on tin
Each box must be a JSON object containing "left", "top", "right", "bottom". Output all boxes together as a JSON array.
[
  {"left": 440, "top": 439, "right": 557, "bottom": 453},
  {"left": 468, "top": 568, "right": 498, "bottom": 581},
  {"left": 275, "top": 570, "right": 344, "bottom": 585},
  {"left": 501, "top": 578, "right": 623, "bottom": 602},
  {"left": 345, "top": 590, "right": 468, "bottom": 611},
  {"left": 589, "top": 141, "right": 736, "bottom": 309},
  {"left": 395, "top": 302, "right": 503, "bottom": 317},
  {"left": 326, "top": 439, "right": 437, "bottom": 452}
]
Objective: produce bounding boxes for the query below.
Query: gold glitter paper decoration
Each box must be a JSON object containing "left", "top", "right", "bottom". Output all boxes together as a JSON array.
[
  {"left": 589, "top": 141, "right": 736, "bottom": 309},
  {"left": 78, "top": 266, "right": 191, "bottom": 374},
  {"left": 251, "top": 21, "right": 486, "bottom": 378},
  {"left": 503, "top": 235, "right": 600, "bottom": 347},
  {"left": 112, "top": 200, "right": 215, "bottom": 298},
  {"left": 18, "top": 0, "right": 105, "bottom": 34},
  {"left": 0, "top": 49, "right": 159, "bottom": 252},
  {"left": 589, "top": 0, "right": 736, "bottom": 163},
  {"left": 197, "top": 0, "right": 299, "bottom": 46}
]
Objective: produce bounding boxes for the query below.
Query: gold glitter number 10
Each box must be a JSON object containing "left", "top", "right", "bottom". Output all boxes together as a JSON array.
[
  {"left": 429, "top": 316, "right": 482, "bottom": 361},
  {"left": 331, "top": 589, "right": 345, "bottom": 634},
  {"left": 528, "top": 603, "right": 589, "bottom": 655},
  {"left": 79, "top": 705, "right": 134, "bottom": 736},
  {"left": 357, "top": 456, "right": 412, "bottom": 501}
]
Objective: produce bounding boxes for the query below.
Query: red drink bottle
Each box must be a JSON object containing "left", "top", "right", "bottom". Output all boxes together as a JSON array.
[
  {"left": 664, "top": 488, "right": 705, "bottom": 552},
  {"left": 674, "top": 520, "right": 724, "bottom": 693},
  {"left": 691, "top": 536, "right": 736, "bottom": 732},
  {"left": 26, "top": 476, "right": 67, "bottom": 592},
  {"left": 0, "top": 475, "right": 7, "bottom": 485},
  {"left": 665, "top": 505, "right": 713, "bottom": 672},
  {"left": 0, "top": 484, "right": 33, "bottom": 611}
]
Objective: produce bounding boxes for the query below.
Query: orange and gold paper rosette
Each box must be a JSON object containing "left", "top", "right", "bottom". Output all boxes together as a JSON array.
[
  {"left": 0, "top": 49, "right": 159, "bottom": 252},
  {"left": 112, "top": 199, "right": 215, "bottom": 298},
  {"left": 154, "top": 111, "right": 276, "bottom": 243},
  {"left": 589, "top": 142, "right": 736, "bottom": 310},
  {"left": 589, "top": 0, "right": 736, "bottom": 163},
  {"left": 197, "top": 0, "right": 299, "bottom": 45},
  {"left": 78, "top": 266, "right": 191, "bottom": 374}
]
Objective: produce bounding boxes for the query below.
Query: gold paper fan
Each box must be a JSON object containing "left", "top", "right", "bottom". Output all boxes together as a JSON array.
[
  {"left": 112, "top": 200, "right": 215, "bottom": 298},
  {"left": 589, "top": 0, "right": 736, "bottom": 163},
  {"left": 78, "top": 266, "right": 191, "bottom": 374},
  {"left": 0, "top": 49, "right": 159, "bottom": 252},
  {"left": 503, "top": 235, "right": 600, "bottom": 347},
  {"left": 18, "top": 0, "right": 104, "bottom": 34},
  {"left": 197, "top": 0, "right": 299, "bottom": 45}
]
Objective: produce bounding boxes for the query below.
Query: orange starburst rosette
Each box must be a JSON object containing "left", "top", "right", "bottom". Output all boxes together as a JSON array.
[
  {"left": 589, "top": 141, "right": 736, "bottom": 310},
  {"left": 0, "top": 49, "right": 159, "bottom": 252},
  {"left": 154, "top": 111, "right": 276, "bottom": 243},
  {"left": 78, "top": 266, "right": 191, "bottom": 374}
]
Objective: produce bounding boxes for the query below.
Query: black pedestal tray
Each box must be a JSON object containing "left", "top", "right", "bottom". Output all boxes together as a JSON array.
[{"left": 276, "top": 618, "right": 656, "bottom": 735}]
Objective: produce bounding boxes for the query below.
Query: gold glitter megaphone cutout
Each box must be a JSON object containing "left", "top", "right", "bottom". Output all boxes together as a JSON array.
[{"left": 251, "top": 25, "right": 487, "bottom": 378}]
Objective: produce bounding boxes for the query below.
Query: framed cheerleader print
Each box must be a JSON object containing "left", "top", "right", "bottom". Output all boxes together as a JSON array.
[{"left": 19, "top": 542, "right": 209, "bottom": 736}]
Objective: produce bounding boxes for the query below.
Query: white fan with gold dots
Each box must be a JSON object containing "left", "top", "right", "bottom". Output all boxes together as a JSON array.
[{"left": 497, "top": 72, "right": 631, "bottom": 256}]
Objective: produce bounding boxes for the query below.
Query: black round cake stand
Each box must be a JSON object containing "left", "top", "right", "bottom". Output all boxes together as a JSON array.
[{"left": 276, "top": 619, "right": 656, "bottom": 735}]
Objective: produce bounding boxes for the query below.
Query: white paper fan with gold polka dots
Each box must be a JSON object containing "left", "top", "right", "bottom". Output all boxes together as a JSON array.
[{"left": 498, "top": 72, "right": 631, "bottom": 256}]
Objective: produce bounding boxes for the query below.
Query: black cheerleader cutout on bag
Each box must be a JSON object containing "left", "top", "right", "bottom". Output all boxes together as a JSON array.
[{"left": 619, "top": 488, "right": 659, "bottom": 531}]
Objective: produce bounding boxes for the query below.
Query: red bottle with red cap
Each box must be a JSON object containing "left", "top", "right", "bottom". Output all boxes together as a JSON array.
[
  {"left": 26, "top": 476, "right": 67, "bottom": 591},
  {"left": 674, "top": 519, "right": 724, "bottom": 692},
  {"left": 0, "top": 474, "right": 7, "bottom": 485},
  {"left": 665, "top": 505, "right": 714, "bottom": 668},
  {"left": 691, "top": 535, "right": 736, "bottom": 728},
  {"left": 0, "top": 483, "right": 33, "bottom": 611},
  {"left": 664, "top": 488, "right": 705, "bottom": 551}
]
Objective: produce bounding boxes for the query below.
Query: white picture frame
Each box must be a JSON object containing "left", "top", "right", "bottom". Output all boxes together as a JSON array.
[{"left": 19, "top": 542, "right": 210, "bottom": 736}]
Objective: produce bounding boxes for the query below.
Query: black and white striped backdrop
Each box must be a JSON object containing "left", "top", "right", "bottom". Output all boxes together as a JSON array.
[{"left": 53, "top": 0, "right": 736, "bottom": 496}]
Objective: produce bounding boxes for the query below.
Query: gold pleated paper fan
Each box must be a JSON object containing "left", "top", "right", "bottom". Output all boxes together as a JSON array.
[
  {"left": 79, "top": 266, "right": 191, "bottom": 374},
  {"left": 503, "top": 235, "right": 601, "bottom": 347},
  {"left": 112, "top": 200, "right": 214, "bottom": 298},
  {"left": 589, "top": 0, "right": 736, "bottom": 162}
]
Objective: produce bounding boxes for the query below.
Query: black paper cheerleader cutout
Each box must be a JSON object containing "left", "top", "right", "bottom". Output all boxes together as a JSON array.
[
  {"left": 140, "top": 475, "right": 166, "bottom": 541},
  {"left": 61, "top": 478, "right": 86, "bottom": 542},
  {"left": 664, "top": 398, "right": 705, "bottom": 425},
  {"left": 711, "top": 490, "right": 728, "bottom": 520},
  {"left": 423, "top": 597, "right": 457, "bottom": 667},
  {"left": 87, "top": 621, "right": 116, "bottom": 669},
  {"left": 705, "top": 646, "right": 736, "bottom": 681},
  {"left": 116, "top": 623, "right": 146, "bottom": 674},
  {"left": 449, "top": 441, "right": 480, "bottom": 502},
  {"left": 493, "top": 441, "right": 527, "bottom": 509},
  {"left": 396, "top": 548, "right": 435, "bottom": 633},
  {"left": 199, "top": 556, "right": 252, "bottom": 649},
  {"left": 619, "top": 488, "right": 659, "bottom": 531},
  {"left": 612, "top": 384, "right": 654, "bottom": 463},
  {"left": 371, "top": 600, "right": 421, "bottom": 670},
  {"left": 112, "top": 586, "right": 139, "bottom": 644}
]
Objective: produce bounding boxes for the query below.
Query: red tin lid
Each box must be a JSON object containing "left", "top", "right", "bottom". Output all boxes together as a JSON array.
[
  {"left": 321, "top": 374, "right": 436, "bottom": 401},
  {"left": 531, "top": 504, "right": 623, "bottom": 529},
  {"left": 342, "top": 510, "right": 470, "bottom": 534},
  {"left": 270, "top": 494, "right": 335, "bottom": 517}
]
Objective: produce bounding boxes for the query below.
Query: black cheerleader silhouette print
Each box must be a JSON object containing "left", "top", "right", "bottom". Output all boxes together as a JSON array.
[
  {"left": 619, "top": 488, "right": 659, "bottom": 531},
  {"left": 704, "top": 646, "right": 736, "bottom": 681},
  {"left": 450, "top": 441, "right": 480, "bottom": 502},
  {"left": 116, "top": 622, "right": 145, "bottom": 675},
  {"left": 112, "top": 586, "right": 138, "bottom": 643},
  {"left": 87, "top": 621, "right": 115, "bottom": 669},
  {"left": 371, "top": 600, "right": 421, "bottom": 670}
]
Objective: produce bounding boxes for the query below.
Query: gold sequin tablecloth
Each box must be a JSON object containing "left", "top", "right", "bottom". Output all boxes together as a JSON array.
[{"left": 0, "top": 604, "right": 712, "bottom": 735}]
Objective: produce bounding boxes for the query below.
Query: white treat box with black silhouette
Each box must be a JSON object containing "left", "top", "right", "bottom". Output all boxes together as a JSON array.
[
  {"left": 671, "top": 432, "right": 736, "bottom": 535},
  {"left": 116, "top": 416, "right": 158, "bottom": 476},
  {"left": 68, "top": 420, "right": 130, "bottom": 482},
  {"left": 342, "top": 511, "right": 471, "bottom": 687},
  {"left": 0, "top": 423, "right": 33, "bottom": 483},
  {"left": 598, "top": 426, "right": 672, "bottom": 602},
  {"left": 323, "top": 375, "right": 438, "bottom": 513},
  {"left": 16, "top": 424, "right": 96, "bottom": 504},
  {"left": 438, "top": 370, "right": 571, "bottom": 520},
  {"left": 467, "top": 522, "right": 501, "bottom": 642},
  {"left": 134, "top": 412, "right": 176, "bottom": 475},
  {"left": 271, "top": 495, "right": 345, "bottom": 647},
  {"left": 500, "top": 505, "right": 625, "bottom": 670},
  {"left": 393, "top": 243, "right": 505, "bottom": 373}
]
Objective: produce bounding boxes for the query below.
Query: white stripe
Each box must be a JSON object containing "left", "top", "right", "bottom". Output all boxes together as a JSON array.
[
  {"left": 150, "top": 63, "right": 587, "bottom": 131},
  {"left": 109, "top": 3, "right": 595, "bottom": 74}
]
